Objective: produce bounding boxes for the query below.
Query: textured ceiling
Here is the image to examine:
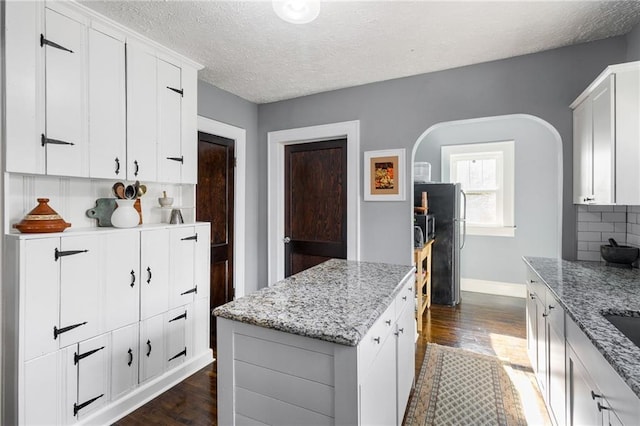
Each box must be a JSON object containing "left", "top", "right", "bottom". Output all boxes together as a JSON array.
[{"left": 81, "top": 1, "right": 640, "bottom": 104}]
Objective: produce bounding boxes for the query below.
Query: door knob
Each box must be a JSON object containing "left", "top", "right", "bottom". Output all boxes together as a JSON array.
[{"left": 283, "top": 236, "right": 291, "bottom": 244}]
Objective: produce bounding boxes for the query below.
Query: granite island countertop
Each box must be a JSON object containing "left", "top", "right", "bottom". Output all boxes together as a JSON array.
[
  {"left": 213, "top": 259, "right": 415, "bottom": 346},
  {"left": 523, "top": 256, "right": 640, "bottom": 399}
]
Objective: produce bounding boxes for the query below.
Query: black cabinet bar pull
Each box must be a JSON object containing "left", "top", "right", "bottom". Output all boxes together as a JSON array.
[
  {"left": 55, "top": 248, "right": 88, "bottom": 261},
  {"left": 127, "top": 348, "right": 133, "bottom": 366},
  {"left": 115, "top": 158, "right": 120, "bottom": 175},
  {"left": 167, "top": 156, "right": 184, "bottom": 164},
  {"left": 169, "top": 311, "right": 187, "bottom": 322},
  {"left": 134, "top": 160, "right": 139, "bottom": 177},
  {"left": 166, "top": 86, "right": 184, "bottom": 97},
  {"left": 73, "top": 394, "right": 104, "bottom": 416},
  {"left": 40, "top": 34, "right": 74, "bottom": 53},
  {"left": 168, "top": 347, "right": 187, "bottom": 362},
  {"left": 180, "top": 286, "right": 197, "bottom": 296},
  {"left": 42, "top": 134, "right": 74, "bottom": 147},
  {"left": 181, "top": 234, "right": 198, "bottom": 242},
  {"left": 53, "top": 322, "right": 87, "bottom": 339},
  {"left": 146, "top": 267, "right": 152, "bottom": 284},
  {"left": 74, "top": 346, "right": 105, "bottom": 365},
  {"left": 146, "top": 339, "right": 152, "bottom": 357},
  {"left": 130, "top": 270, "right": 136, "bottom": 287}
]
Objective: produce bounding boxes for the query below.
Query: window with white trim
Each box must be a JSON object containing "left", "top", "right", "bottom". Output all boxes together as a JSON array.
[{"left": 441, "top": 141, "right": 515, "bottom": 237}]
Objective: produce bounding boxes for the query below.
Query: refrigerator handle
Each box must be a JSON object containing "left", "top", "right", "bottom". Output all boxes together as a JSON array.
[{"left": 460, "top": 189, "right": 467, "bottom": 250}]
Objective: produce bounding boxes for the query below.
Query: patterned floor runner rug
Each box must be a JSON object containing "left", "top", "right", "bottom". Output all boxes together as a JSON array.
[{"left": 404, "top": 343, "right": 527, "bottom": 426}]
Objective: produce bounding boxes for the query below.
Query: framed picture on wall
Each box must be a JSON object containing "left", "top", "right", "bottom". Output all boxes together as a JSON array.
[{"left": 364, "top": 148, "right": 406, "bottom": 201}]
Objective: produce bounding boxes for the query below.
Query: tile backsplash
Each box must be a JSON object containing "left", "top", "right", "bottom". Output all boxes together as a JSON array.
[{"left": 576, "top": 205, "right": 640, "bottom": 265}]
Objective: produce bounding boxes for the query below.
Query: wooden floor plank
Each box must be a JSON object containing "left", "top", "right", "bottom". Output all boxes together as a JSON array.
[{"left": 115, "top": 291, "right": 547, "bottom": 425}]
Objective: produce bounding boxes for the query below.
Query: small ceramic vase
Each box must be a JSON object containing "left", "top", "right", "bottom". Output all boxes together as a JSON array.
[{"left": 111, "top": 199, "right": 140, "bottom": 228}]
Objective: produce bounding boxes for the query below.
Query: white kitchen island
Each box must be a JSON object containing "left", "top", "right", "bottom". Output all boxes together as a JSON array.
[{"left": 213, "top": 259, "right": 416, "bottom": 426}]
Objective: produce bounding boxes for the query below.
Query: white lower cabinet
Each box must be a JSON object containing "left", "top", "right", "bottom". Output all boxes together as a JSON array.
[
  {"left": 396, "top": 295, "right": 416, "bottom": 425},
  {"left": 5, "top": 223, "right": 212, "bottom": 425},
  {"left": 360, "top": 330, "right": 397, "bottom": 426}
]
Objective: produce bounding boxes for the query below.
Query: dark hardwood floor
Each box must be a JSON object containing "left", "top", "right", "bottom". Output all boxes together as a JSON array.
[{"left": 115, "top": 291, "right": 546, "bottom": 425}]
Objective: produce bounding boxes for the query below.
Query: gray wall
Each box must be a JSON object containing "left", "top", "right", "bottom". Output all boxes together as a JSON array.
[
  {"left": 257, "top": 37, "right": 627, "bottom": 285},
  {"left": 197, "top": 81, "right": 262, "bottom": 294},
  {"left": 627, "top": 23, "right": 640, "bottom": 61},
  {"left": 414, "top": 115, "right": 561, "bottom": 284}
]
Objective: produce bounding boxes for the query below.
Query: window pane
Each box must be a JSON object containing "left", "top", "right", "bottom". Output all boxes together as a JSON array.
[
  {"left": 455, "top": 160, "right": 470, "bottom": 186},
  {"left": 466, "top": 192, "right": 497, "bottom": 225}
]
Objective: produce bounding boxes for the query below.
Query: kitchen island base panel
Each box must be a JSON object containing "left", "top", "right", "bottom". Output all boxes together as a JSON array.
[{"left": 217, "top": 317, "right": 360, "bottom": 426}]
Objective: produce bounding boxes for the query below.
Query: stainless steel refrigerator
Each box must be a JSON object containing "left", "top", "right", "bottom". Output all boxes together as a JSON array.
[{"left": 414, "top": 182, "right": 466, "bottom": 305}]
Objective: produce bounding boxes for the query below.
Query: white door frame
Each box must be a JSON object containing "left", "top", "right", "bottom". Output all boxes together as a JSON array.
[
  {"left": 267, "top": 120, "right": 360, "bottom": 285},
  {"left": 197, "top": 116, "right": 247, "bottom": 298}
]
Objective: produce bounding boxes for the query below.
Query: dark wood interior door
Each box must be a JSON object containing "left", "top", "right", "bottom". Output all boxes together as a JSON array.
[
  {"left": 196, "top": 131, "right": 234, "bottom": 348},
  {"left": 284, "top": 139, "right": 347, "bottom": 277}
]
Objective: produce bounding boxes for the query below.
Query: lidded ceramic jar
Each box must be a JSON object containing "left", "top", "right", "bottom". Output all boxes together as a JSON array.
[{"left": 13, "top": 198, "right": 71, "bottom": 233}]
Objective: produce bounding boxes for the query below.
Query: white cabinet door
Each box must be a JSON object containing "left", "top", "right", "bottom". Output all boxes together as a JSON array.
[
  {"left": 24, "top": 350, "right": 68, "bottom": 426},
  {"left": 140, "top": 313, "right": 166, "bottom": 382},
  {"left": 615, "top": 68, "right": 640, "bottom": 205},
  {"left": 535, "top": 296, "right": 547, "bottom": 395},
  {"left": 361, "top": 333, "right": 397, "bottom": 426},
  {"left": 166, "top": 306, "right": 188, "bottom": 370},
  {"left": 169, "top": 227, "right": 198, "bottom": 309},
  {"left": 44, "top": 7, "right": 87, "bottom": 177},
  {"left": 193, "top": 297, "right": 211, "bottom": 356},
  {"left": 573, "top": 99, "right": 593, "bottom": 204},
  {"left": 157, "top": 59, "right": 183, "bottom": 183},
  {"left": 591, "top": 75, "right": 615, "bottom": 204},
  {"left": 24, "top": 238, "right": 60, "bottom": 361},
  {"left": 141, "top": 229, "right": 170, "bottom": 320},
  {"left": 126, "top": 44, "right": 158, "bottom": 181},
  {"left": 396, "top": 304, "right": 415, "bottom": 426},
  {"left": 525, "top": 287, "right": 538, "bottom": 372},
  {"left": 59, "top": 236, "right": 101, "bottom": 348},
  {"left": 181, "top": 64, "right": 198, "bottom": 184},
  {"left": 547, "top": 294, "right": 566, "bottom": 426},
  {"left": 104, "top": 232, "right": 140, "bottom": 331},
  {"left": 111, "top": 324, "right": 139, "bottom": 401},
  {"left": 568, "top": 345, "right": 603, "bottom": 426},
  {"left": 75, "top": 334, "right": 109, "bottom": 419},
  {"left": 88, "top": 27, "right": 126, "bottom": 179},
  {"left": 195, "top": 223, "right": 211, "bottom": 301}
]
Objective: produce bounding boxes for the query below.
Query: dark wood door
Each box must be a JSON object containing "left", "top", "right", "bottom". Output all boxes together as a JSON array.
[
  {"left": 196, "top": 131, "right": 234, "bottom": 348},
  {"left": 284, "top": 139, "right": 347, "bottom": 277}
]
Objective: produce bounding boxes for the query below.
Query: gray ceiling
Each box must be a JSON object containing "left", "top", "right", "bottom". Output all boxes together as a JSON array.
[{"left": 82, "top": 1, "right": 640, "bottom": 104}]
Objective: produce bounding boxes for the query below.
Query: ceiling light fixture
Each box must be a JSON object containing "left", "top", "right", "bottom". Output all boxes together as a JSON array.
[{"left": 273, "top": 0, "right": 320, "bottom": 25}]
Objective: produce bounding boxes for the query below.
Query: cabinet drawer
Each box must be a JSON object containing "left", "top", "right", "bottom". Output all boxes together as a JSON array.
[
  {"left": 359, "top": 300, "right": 396, "bottom": 372},
  {"left": 395, "top": 278, "right": 414, "bottom": 320},
  {"left": 546, "top": 289, "right": 564, "bottom": 338},
  {"left": 525, "top": 265, "right": 546, "bottom": 301}
]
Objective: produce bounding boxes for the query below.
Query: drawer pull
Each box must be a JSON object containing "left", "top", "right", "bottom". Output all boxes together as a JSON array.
[
  {"left": 402, "top": 296, "right": 407, "bottom": 301},
  {"left": 54, "top": 248, "right": 88, "bottom": 261},
  {"left": 181, "top": 286, "right": 198, "bottom": 296},
  {"left": 40, "top": 34, "right": 74, "bottom": 53},
  {"left": 146, "top": 267, "right": 152, "bottom": 284},
  {"left": 74, "top": 346, "right": 105, "bottom": 365},
  {"left": 385, "top": 319, "right": 392, "bottom": 326},
  {"left": 169, "top": 311, "right": 187, "bottom": 322},
  {"left": 373, "top": 337, "right": 381, "bottom": 344},
  {"left": 529, "top": 293, "right": 536, "bottom": 300},
  {"left": 597, "top": 402, "right": 609, "bottom": 412},
  {"left": 127, "top": 348, "right": 133, "bottom": 367},
  {"left": 114, "top": 157, "right": 120, "bottom": 175},
  {"left": 591, "top": 391, "right": 602, "bottom": 400},
  {"left": 134, "top": 160, "right": 139, "bottom": 177},
  {"left": 146, "top": 339, "right": 152, "bottom": 357},
  {"left": 168, "top": 347, "right": 187, "bottom": 361},
  {"left": 181, "top": 234, "right": 198, "bottom": 242},
  {"left": 73, "top": 394, "right": 104, "bottom": 416},
  {"left": 398, "top": 328, "right": 404, "bottom": 334},
  {"left": 528, "top": 279, "right": 536, "bottom": 284},
  {"left": 542, "top": 313, "right": 549, "bottom": 318},
  {"left": 167, "top": 156, "right": 184, "bottom": 164},
  {"left": 130, "top": 270, "right": 136, "bottom": 287},
  {"left": 548, "top": 305, "right": 555, "bottom": 310},
  {"left": 53, "top": 321, "right": 87, "bottom": 339},
  {"left": 584, "top": 197, "right": 595, "bottom": 202}
]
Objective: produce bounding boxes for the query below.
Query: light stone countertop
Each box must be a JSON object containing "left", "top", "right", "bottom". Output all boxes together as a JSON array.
[
  {"left": 213, "top": 259, "right": 415, "bottom": 346},
  {"left": 523, "top": 256, "right": 640, "bottom": 399}
]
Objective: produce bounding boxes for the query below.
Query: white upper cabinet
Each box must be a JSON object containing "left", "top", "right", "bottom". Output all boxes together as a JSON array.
[
  {"left": 43, "top": 6, "right": 88, "bottom": 177},
  {"left": 572, "top": 62, "right": 640, "bottom": 205},
  {"left": 4, "top": 1, "right": 202, "bottom": 184},
  {"left": 127, "top": 44, "right": 158, "bottom": 182},
  {"left": 88, "top": 26, "right": 126, "bottom": 179}
]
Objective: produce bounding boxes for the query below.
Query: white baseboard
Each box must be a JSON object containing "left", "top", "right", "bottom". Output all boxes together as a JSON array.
[
  {"left": 461, "top": 278, "right": 526, "bottom": 298},
  {"left": 81, "top": 350, "right": 214, "bottom": 425}
]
